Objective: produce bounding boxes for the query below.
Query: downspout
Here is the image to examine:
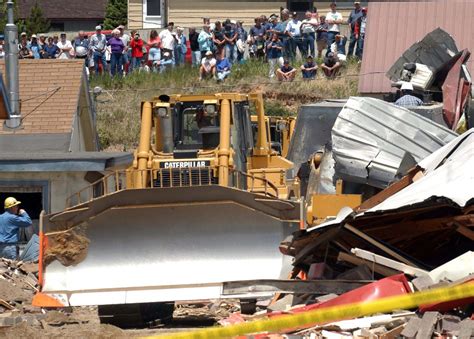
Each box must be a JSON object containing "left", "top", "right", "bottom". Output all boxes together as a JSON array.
[
  {"left": 4, "top": 0, "right": 20, "bottom": 129},
  {"left": 135, "top": 102, "right": 153, "bottom": 188},
  {"left": 218, "top": 99, "right": 231, "bottom": 186}
]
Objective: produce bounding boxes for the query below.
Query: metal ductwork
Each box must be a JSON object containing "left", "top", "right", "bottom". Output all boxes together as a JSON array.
[{"left": 4, "top": 0, "right": 20, "bottom": 129}]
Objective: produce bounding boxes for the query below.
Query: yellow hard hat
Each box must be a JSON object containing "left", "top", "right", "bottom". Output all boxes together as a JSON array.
[{"left": 4, "top": 197, "right": 21, "bottom": 209}]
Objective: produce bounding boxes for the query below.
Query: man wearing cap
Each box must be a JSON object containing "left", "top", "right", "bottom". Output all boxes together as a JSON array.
[
  {"left": 285, "top": 12, "right": 304, "bottom": 60},
  {"left": 57, "top": 32, "right": 74, "bottom": 59},
  {"left": 19, "top": 32, "right": 28, "bottom": 46},
  {"left": 0, "top": 197, "right": 32, "bottom": 259},
  {"left": 29, "top": 34, "right": 42, "bottom": 59},
  {"left": 223, "top": 19, "right": 238, "bottom": 64},
  {"left": 325, "top": 2, "right": 343, "bottom": 55},
  {"left": 395, "top": 82, "right": 423, "bottom": 107},
  {"left": 301, "top": 55, "right": 318, "bottom": 79},
  {"left": 347, "top": 1, "right": 363, "bottom": 58},
  {"left": 199, "top": 51, "right": 217, "bottom": 80},
  {"left": 90, "top": 25, "right": 108, "bottom": 74},
  {"left": 159, "top": 22, "right": 178, "bottom": 66},
  {"left": 38, "top": 34, "right": 46, "bottom": 48},
  {"left": 321, "top": 52, "right": 341, "bottom": 78},
  {"left": 276, "top": 59, "right": 297, "bottom": 82}
]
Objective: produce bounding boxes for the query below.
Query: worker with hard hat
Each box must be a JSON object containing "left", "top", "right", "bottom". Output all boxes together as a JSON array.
[
  {"left": 0, "top": 197, "right": 32, "bottom": 259},
  {"left": 395, "top": 82, "right": 424, "bottom": 107}
]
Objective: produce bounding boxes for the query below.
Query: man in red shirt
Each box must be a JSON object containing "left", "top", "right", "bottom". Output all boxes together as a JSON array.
[{"left": 130, "top": 32, "right": 144, "bottom": 72}]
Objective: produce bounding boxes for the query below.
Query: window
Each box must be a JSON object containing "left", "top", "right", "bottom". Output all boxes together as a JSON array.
[{"left": 146, "top": 0, "right": 161, "bottom": 16}]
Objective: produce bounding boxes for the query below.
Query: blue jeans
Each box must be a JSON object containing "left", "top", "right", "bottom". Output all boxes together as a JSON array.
[
  {"left": 0, "top": 244, "right": 17, "bottom": 259},
  {"left": 356, "top": 34, "right": 365, "bottom": 59},
  {"left": 93, "top": 51, "right": 107, "bottom": 74},
  {"left": 148, "top": 47, "right": 161, "bottom": 62},
  {"left": 160, "top": 59, "right": 174, "bottom": 73},
  {"left": 131, "top": 56, "right": 142, "bottom": 71},
  {"left": 174, "top": 47, "right": 185, "bottom": 66},
  {"left": 225, "top": 44, "right": 237, "bottom": 64},
  {"left": 122, "top": 53, "right": 129, "bottom": 70},
  {"left": 304, "top": 33, "right": 315, "bottom": 57},
  {"left": 326, "top": 31, "right": 339, "bottom": 56},
  {"left": 110, "top": 52, "right": 123, "bottom": 77},
  {"left": 191, "top": 50, "right": 201, "bottom": 66},
  {"left": 348, "top": 31, "right": 359, "bottom": 57}
]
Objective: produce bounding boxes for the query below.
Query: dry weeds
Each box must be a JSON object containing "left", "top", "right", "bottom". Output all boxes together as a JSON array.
[{"left": 92, "top": 60, "right": 360, "bottom": 150}]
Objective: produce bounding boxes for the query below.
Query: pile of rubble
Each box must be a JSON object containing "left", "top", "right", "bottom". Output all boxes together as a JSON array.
[
  {"left": 213, "top": 103, "right": 474, "bottom": 337},
  {"left": 0, "top": 259, "right": 121, "bottom": 337}
]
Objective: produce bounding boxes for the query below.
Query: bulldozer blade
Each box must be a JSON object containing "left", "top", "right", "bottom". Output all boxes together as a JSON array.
[{"left": 39, "top": 186, "right": 301, "bottom": 307}]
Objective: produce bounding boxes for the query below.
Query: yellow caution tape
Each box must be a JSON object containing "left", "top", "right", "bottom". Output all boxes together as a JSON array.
[{"left": 144, "top": 283, "right": 474, "bottom": 339}]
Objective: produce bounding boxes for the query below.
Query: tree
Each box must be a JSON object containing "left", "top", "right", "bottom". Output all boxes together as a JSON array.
[
  {"left": 103, "top": 0, "right": 127, "bottom": 30},
  {"left": 24, "top": 1, "right": 50, "bottom": 35},
  {"left": 0, "top": 0, "right": 24, "bottom": 33}
]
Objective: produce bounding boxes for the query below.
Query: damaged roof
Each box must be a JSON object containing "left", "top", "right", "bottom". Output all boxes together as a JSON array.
[
  {"left": 331, "top": 97, "right": 457, "bottom": 189},
  {"left": 363, "top": 128, "right": 474, "bottom": 214},
  {"left": 359, "top": 0, "right": 474, "bottom": 94}
]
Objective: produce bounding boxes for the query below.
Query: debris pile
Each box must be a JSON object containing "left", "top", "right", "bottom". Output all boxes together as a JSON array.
[{"left": 214, "top": 107, "right": 474, "bottom": 337}]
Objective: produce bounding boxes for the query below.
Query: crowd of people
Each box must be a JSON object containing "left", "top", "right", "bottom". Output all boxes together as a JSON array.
[{"left": 0, "top": 1, "right": 367, "bottom": 81}]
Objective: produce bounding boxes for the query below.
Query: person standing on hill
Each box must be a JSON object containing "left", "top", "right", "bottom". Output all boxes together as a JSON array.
[{"left": 325, "top": 2, "right": 343, "bottom": 55}]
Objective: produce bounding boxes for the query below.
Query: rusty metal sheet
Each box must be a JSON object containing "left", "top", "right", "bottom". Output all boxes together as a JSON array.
[
  {"left": 359, "top": 0, "right": 474, "bottom": 94},
  {"left": 442, "top": 49, "right": 472, "bottom": 129}
]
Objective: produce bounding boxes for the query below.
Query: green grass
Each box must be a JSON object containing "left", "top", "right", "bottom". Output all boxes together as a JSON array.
[{"left": 92, "top": 59, "right": 360, "bottom": 150}]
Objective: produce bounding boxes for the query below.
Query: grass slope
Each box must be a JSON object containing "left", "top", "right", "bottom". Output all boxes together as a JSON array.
[{"left": 91, "top": 59, "right": 360, "bottom": 150}]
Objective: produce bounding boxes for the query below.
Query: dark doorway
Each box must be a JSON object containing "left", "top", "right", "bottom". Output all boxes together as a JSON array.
[{"left": 0, "top": 190, "right": 44, "bottom": 241}]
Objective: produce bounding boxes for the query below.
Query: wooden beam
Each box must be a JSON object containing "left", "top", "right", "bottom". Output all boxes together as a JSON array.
[
  {"left": 294, "top": 227, "right": 341, "bottom": 265},
  {"left": 356, "top": 168, "right": 419, "bottom": 212},
  {"left": 343, "top": 224, "right": 420, "bottom": 267},
  {"left": 337, "top": 252, "right": 400, "bottom": 277},
  {"left": 456, "top": 224, "right": 474, "bottom": 240},
  {"left": 351, "top": 248, "right": 429, "bottom": 277}
]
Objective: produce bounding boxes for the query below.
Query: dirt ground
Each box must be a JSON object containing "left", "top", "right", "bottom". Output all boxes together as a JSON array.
[{"left": 0, "top": 303, "right": 236, "bottom": 338}]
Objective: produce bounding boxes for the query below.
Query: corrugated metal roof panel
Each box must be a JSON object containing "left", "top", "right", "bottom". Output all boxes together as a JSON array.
[
  {"left": 331, "top": 97, "right": 457, "bottom": 188},
  {"left": 363, "top": 129, "right": 474, "bottom": 212},
  {"left": 359, "top": 0, "right": 474, "bottom": 94}
]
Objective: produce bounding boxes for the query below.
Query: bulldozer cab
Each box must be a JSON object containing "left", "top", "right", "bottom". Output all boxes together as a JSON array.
[{"left": 147, "top": 93, "right": 256, "bottom": 190}]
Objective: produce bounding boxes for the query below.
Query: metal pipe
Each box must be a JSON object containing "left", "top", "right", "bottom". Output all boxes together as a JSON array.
[
  {"left": 154, "top": 117, "right": 163, "bottom": 152},
  {"left": 161, "top": 114, "right": 174, "bottom": 153},
  {"left": 218, "top": 99, "right": 231, "bottom": 186},
  {"left": 254, "top": 92, "right": 270, "bottom": 156},
  {"left": 4, "top": 0, "right": 20, "bottom": 129},
  {"left": 135, "top": 102, "right": 153, "bottom": 188}
]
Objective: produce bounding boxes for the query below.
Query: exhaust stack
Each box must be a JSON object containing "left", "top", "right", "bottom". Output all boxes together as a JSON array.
[{"left": 4, "top": 0, "right": 20, "bottom": 129}]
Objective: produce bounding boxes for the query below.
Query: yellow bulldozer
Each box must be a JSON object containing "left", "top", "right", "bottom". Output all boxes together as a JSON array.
[{"left": 33, "top": 92, "right": 302, "bottom": 325}]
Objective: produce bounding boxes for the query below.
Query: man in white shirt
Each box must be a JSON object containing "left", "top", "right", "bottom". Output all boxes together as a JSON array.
[
  {"left": 199, "top": 51, "right": 216, "bottom": 80},
  {"left": 159, "top": 22, "right": 178, "bottom": 65},
  {"left": 301, "top": 11, "right": 319, "bottom": 59},
  {"left": 325, "top": 2, "right": 343, "bottom": 55},
  {"left": 56, "top": 32, "right": 74, "bottom": 59},
  {"left": 285, "top": 12, "right": 303, "bottom": 60}
]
